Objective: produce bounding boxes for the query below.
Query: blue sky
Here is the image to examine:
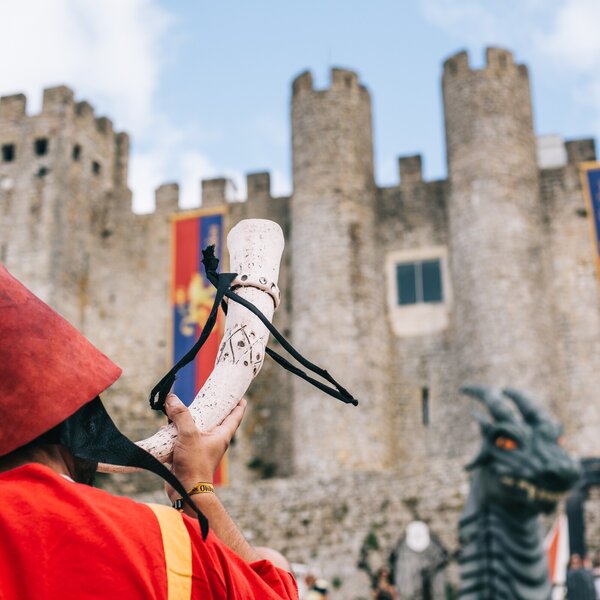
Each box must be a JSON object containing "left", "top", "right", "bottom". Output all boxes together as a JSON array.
[{"left": 0, "top": 0, "right": 599, "bottom": 212}]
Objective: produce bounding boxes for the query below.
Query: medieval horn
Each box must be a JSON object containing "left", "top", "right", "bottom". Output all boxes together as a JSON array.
[
  {"left": 98, "top": 219, "right": 284, "bottom": 473},
  {"left": 460, "top": 385, "right": 517, "bottom": 423}
]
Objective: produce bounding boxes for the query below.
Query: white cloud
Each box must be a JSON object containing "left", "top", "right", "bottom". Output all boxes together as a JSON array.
[
  {"left": 535, "top": 0, "right": 600, "bottom": 70},
  {"left": 0, "top": 0, "right": 169, "bottom": 135},
  {"left": 420, "top": 0, "right": 600, "bottom": 138},
  {"left": 536, "top": 0, "right": 600, "bottom": 135},
  {"left": 420, "top": 0, "right": 552, "bottom": 50},
  {"left": 0, "top": 0, "right": 237, "bottom": 213},
  {"left": 420, "top": 0, "right": 505, "bottom": 46}
]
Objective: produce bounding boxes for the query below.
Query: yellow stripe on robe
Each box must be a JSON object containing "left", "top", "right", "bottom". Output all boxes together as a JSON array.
[{"left": 147, "top": 503, "right": 193, "bottom": 600}]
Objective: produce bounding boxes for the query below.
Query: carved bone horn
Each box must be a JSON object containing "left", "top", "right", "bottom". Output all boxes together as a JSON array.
[
  {"left": 460, "top": 385, "right": 516, "bottom": 423},
  {"left": 98, "top": 219, "right": 284, "bottom": 473},
  {"left": 502, "top": 388, "right": 548, "bottom": 425}
]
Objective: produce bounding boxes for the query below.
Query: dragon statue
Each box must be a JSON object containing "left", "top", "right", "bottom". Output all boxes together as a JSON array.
[{"left": 458, "top": 386, "right": 580, "bottom": 599}]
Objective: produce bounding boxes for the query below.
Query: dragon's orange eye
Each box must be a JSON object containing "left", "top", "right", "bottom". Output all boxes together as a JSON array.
[{"left": 495, "top": 436, "right": 518, "bottom": 450}]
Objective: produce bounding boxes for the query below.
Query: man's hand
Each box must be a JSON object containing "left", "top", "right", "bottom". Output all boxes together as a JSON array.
[{"left": 164, "top": 393, "right": 246, "bottom": 500}]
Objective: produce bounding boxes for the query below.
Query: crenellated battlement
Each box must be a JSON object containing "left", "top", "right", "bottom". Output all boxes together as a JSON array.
[
  {"left": 95, "top": 116, "right": 113, "bottom": 136},
  {"left": 76, "top": 100, "right": 95, "bottom": 121},
  {"left": 565, "top": 138, "right": 596, "bottom": 164},
  {"left": 330, "top": 67, "right": 359, "bottom": 90},
  {"left": 0, "top": 94, "right": 26, "bottom": 120},
  {"left": 443, "top": 47, "right": 527, "bottom": 80},
  {"left": 202, "top": 177, "right": 230, "bottom": 207},
  {"left": 0, "top": 86, "right": 120, "bottom": 136},
  {"left": 292, "top": 67, "right": 366, "bottom": 96},
  {"left": 442, "top": 50, "right": 469, "bottom": 77},
  {"left": 155, "top": 182, "right": 179, "bottom": 213},
  {"left": 247, "top": 171, "right": 271, "bottom": 199},
  {"left": 149, "top": 170, "right": 281, "bottom": 216},
  {"left": 75, "top": 100, "right": 114, "bottom": 136},
  {"left": 399, "top": 154, "right": 423, "bottom": 186},
  {"left": 0, "top": 85, "right": 128, "bottom": 189},
  {"left": 42, "top": 85, "right": 75, "bottom": 114},
  {"left": 292, "top": 70, "right": 313, "bottom": 95}
]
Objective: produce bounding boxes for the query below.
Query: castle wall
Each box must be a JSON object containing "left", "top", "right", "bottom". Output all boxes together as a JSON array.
[
  {"left": 0, "top": 87, "right": 176, "bottom": 493},
  {"left": 540, "top": 141, "right": 600, "bottom": 457},
  {"left": 375, "top": 170, "right": 478, "bottom": 472}
]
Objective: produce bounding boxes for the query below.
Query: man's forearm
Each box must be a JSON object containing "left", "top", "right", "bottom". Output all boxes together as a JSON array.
[{"left": 182, "top": 492, "right": 261, "bottom": 563}]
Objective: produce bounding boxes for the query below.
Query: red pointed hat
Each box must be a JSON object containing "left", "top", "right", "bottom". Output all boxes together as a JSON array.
[{"left": 0, "top": 264, "right": 122, "bottom": 456}]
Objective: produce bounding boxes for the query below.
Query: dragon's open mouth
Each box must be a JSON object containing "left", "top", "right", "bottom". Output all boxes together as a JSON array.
[{"left": 500, "top": 476, "right": 568, "bottom": 502}]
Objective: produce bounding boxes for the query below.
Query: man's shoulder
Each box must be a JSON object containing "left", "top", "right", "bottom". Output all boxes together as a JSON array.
[{"left": 0, "top": 462, "right": 157, "bottom": 519}]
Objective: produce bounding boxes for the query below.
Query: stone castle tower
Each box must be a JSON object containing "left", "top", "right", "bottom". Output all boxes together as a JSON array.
[
  {"left": 291, "top": 69, "right": 392, "bottom": 474},
  {"left": 2, "top": 48, "right": 599, "bottom": 597},
  {"left": 443, "top": 48, "right": 557, "bottom": 405}
]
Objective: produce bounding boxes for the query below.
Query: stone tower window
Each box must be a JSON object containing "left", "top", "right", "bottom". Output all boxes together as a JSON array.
[
  {"left": 72, "top": 145, "right": 82, "bottom": 161},
  {"left": 34, "top": 138, "right": 49, "bottom": 156},
  {"left": 2, "top": 144, "right": 15, "bottom": 162},
  {"left": 92, "top": 161, "right": 101, "bottom": 175},
  {"left": 385, "top": 246, "right": 451, "bottom": 337},
  {"left": 396, "top": 259, "right": 443, "bottom": 305}
]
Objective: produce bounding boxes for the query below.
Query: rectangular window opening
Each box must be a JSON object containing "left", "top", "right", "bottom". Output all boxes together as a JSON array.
[
  {"left": 396, "top": 258, "right": 443, "bottom": 306},
  {"left": 396, "top": 263, "right": 417, "bottom": 305},
  {"left": 72, "top": 144, "right": 81, "bottom": 161},
  {"left": 422, "top": 260, "right": 443, "bottom": 303},
  {"left": 2, "top": 144, "right": 15, "bottom": 162},
  {"left": 92, "top": 161, "right": 101, "bottom": 175},
  {"left": 421, "top": 387, "right": 430, "bottom": 426},
  {"left": 34, "top": 138, "right": 49, "bottom": 156}
]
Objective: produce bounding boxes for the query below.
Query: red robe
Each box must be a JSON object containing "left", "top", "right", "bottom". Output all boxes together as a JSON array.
[{"left": 0, "top": 464, "right": 297, "bottom": 599}]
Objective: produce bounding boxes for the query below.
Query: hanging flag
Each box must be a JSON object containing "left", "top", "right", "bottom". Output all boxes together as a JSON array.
[
  {"left": 171, "top": 209, "right": 228, "bottom": 485},
  {"left": 544, "top": 512, "right": 570, "bottom": 593},
  {"left": 581, "top": 162, "right": 600, "bottom": 283}
]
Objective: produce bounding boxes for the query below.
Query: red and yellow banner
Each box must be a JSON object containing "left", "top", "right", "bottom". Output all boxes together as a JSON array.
[{"left": 171, "top": 209, "right": 227, "bottom": 485}]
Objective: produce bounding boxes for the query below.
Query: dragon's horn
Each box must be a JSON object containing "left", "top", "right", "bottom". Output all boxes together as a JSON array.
[
  {"left": 461, "top": 385, "right": 516, "bottom": 423},
  {"left": 502, "top": 388, "right": 548, "bottom": 425},
  {"left": 470, "top": 409, "right": 493, "bottom": 434}
]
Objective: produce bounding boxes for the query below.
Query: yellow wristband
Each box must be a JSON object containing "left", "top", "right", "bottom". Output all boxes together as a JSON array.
[
  {"left": 188, "top": 482, "right": 214, "bottom": 496},
  {"left": 173, "top": 482, "right": 214, "bottom": 511}
]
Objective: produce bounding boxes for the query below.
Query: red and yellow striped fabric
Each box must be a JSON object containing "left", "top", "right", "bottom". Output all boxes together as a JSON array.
[{"left": 0, "top": 464, "right": 297, "bottom": 599}]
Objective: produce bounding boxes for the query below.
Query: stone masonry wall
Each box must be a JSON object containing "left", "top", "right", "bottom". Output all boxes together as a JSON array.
[
  {"left": 135, "top": 459, "right": 470, "bottom": 600},
  {"left": 541, "top": 142, "right": 600, "bottom": 457}
]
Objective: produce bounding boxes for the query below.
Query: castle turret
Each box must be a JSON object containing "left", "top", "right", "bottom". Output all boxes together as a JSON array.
[
  {"left": 290, "top": 68, "right": 391, "bottom": 474},
  {"left": 0, "top": 86, "right": 131, "bottom": 324},
  {"left": 443, "top": 49, "right": 558, "bottom": 405}
]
